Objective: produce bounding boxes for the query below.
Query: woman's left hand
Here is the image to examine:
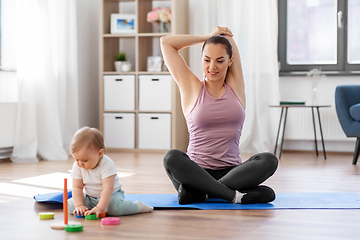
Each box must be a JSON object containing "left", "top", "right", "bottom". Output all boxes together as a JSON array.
[{"left": 209, "top": 26, "right": 233, "bottom": 38}]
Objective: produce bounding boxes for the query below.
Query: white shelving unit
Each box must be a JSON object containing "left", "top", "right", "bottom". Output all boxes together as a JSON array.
[{"left": 99, "top": 0, "right": 189, "bottom": 152}]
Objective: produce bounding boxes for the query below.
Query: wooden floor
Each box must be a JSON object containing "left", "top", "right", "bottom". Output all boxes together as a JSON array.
[{"left": 0, "top": 151, "right": 359, "bottom": 240}]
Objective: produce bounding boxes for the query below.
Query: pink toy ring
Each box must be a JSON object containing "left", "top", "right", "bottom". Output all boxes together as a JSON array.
[{"left": 101, "top": 217, "right": 121, "bottom": 225}]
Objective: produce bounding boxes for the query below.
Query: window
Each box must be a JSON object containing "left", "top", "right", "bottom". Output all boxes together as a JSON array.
[{"left": 278, "top": 0, "right": 360, "bottom": 73}]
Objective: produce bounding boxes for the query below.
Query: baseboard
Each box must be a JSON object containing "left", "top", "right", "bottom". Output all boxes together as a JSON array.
[{"left": 282, "top": 140, "right": 355, "bottom": 152}]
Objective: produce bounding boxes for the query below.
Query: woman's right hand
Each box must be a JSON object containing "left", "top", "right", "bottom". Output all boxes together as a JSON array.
[
  {"left": 209, "top": 26, "right": 233, "bottom": 38},
  {"left": 73, "top": 205, "right": 89, "bottom": 216}
]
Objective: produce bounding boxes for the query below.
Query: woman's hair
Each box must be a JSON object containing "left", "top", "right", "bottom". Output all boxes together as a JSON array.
[
  {"left": 202, "top": 35, "right": 233, "bottom": 59},
  {"left": 70, "top": 127, "right": 106, "bottom": 154}
]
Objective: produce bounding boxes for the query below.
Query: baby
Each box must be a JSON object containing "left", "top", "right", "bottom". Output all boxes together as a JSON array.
[{"left": 67, "top": 127, "right": 153, "bottom": 217}]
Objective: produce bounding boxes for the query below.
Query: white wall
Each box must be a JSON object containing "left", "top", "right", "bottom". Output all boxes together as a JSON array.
[
  {"left": 279, "top": 75, "right": 360, "bottom": 152},
  {"left": 76, "top": 0, "right": 99, "bottom": 129}
]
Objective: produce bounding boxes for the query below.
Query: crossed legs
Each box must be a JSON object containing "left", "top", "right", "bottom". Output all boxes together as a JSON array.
[{"left": 163, "top": 149, "right": 278, "bottom": 204}]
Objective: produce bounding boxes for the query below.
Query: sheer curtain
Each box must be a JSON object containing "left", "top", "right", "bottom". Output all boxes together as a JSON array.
[
  {"left": 11, "top": 0, "right": 79, "bottom": 162},
  {"left": 189, "top": 0, "right": 280, "bottom": 153}
]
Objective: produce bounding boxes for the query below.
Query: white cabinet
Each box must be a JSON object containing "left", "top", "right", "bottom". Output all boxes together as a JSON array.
[
  {"left": 103, "top": 113, "right": 135, "bottom": 149},
  {"left": 139, "top": 75, "right": 172, "bottom": 111},
  {"left": 103, "top": 75, "right": 135, "bottom": 111},
  {"left": 138, "top": 113, "right": 171, "bottom": 150}
]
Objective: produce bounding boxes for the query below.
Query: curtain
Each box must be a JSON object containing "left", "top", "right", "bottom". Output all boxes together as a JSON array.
[
  {"left": 189, "top": 0, "right": 280, "bottom": 153},
  {"left": 11, "top": 0, "right": 79, "bottom": 162}
]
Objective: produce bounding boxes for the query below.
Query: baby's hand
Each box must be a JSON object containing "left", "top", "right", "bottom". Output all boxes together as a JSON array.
[
  {"left": 73, "top": 205, "right": 88, "bottom": 216},
  {"left": 85, "top": 206, "right": 103, "bottom": 218}
]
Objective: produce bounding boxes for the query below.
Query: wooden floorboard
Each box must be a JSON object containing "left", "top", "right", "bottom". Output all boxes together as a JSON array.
[{"left": 0, "top": 151, "right": 359, "bottom": 240}]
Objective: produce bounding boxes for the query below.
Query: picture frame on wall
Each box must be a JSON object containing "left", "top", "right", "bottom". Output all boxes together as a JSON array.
[{"left": 111, "top": 14, "right": 136, "bottom": 34}]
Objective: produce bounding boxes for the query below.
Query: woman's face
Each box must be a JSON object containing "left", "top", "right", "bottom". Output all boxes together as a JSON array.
[{"left": 202, "top": 43, "right": 233, "bottom": 82}]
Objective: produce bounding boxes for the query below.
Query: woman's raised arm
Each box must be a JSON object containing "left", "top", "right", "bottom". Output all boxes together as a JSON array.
[
  {"left": 160, "top": 35, "right": 206, "bottom": 90},
  {"left": 160, "top": 35, "right": 207, "bottom": 115},
  {"left": 222, "top": 34, "right": 246, "bottom": 108}
]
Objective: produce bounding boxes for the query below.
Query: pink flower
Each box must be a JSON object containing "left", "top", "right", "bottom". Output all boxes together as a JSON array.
[
  {"left": 147, "top": 11, "right": 159, "bottom": 22},
  {"left": 168, "top": 13, "right": 172, "bottom": 22},
  {"left": 147, "top": 7, "right": 171, "bottom": 23}
]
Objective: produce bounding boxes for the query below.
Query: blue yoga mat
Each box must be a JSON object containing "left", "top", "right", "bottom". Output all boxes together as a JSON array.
[
  {"left": 34, "top": 191, "right": 360, "bottom": 209},
  {"left": 34, "top": 191, "right": 72, "bottom": 204}
]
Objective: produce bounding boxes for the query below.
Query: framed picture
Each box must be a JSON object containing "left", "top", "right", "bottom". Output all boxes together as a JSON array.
[
  {"left": 111, "top": 14, "right": 136, "bottom": 34},
  {"left": 147, "top": 56, "right": 163, "bottom": 72}
]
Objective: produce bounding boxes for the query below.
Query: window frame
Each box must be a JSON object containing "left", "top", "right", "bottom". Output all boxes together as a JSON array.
[{"left": 278, "top": 0, "right": 360, "bottom": 74}]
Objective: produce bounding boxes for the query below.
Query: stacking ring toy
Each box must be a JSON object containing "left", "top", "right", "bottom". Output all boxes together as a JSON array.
[
  {"left": 65, "top": 224, "right": 83, "bottom": 232},
  {"left": 85, "top": 214, "right": 99, "bottom": 220},
  {"left": 101, "top": 217, "right": 121, "bottom": 225},
  {"left": 99, "top": 212, "right": 107, "bottom": 218},
  {"left": 75, "top": 212, "right": 85, "bottom": 218},
  {"left": 39, "top": 212, "right": 55, "bottom": 219}
]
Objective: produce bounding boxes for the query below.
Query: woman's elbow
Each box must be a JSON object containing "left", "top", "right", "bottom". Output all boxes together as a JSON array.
[{"left": 160, "top": 36, "right": 168, "bottom": 46}]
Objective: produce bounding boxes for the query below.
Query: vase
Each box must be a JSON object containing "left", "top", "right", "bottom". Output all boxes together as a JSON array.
[
  {"left": 160, "top": 22, "right": 168, "bottom": 33},
  {"left": 311, "top": 79, "right": 318, "bottom": 105},
  {"left": 121, "top": 61, "right": 132, "bottom": 72},
  {"left": 114, "top": 61, "right": 124, "bottom": 72}
]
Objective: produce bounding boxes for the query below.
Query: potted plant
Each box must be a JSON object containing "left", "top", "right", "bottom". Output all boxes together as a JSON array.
[{"left": 114, "top": 52, "right": 127, "bottom": 72}]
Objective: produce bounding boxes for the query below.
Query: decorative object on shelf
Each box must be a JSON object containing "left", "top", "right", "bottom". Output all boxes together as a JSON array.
[
  {"left": 147, "top": 56, "right": 163, "bottom": 72},
  {"left": 307, "top": 68, "right": 326, "bottom": 105},
  {"left": 114, "top": 52, "right": 128, "bottom": 72},
  {"left": 147, "top": 7, "right": 171, "bottom": 33},
  {"left": 121, "top": 62, "right": 132, "bottom": 72},
  {"left": 111, "top": 14, "right": 136, "bottom": 34}
]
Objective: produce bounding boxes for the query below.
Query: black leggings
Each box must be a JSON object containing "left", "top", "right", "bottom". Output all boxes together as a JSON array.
[{"left": 163, "top": 149, "right": 278, "bottom": 202}]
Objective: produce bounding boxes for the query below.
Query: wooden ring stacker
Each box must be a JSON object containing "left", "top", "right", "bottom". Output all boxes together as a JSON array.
[
  {"left": 51, "top": 178, "right": 81, "bottom": 230},
  {"left": 50, "top": 222, "right": 82, "bottom": 230}
]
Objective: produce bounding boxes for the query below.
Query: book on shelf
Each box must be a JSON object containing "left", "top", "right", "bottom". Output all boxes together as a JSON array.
[{"left": 279, "top": 100, "right": 306, "bottom": 105}]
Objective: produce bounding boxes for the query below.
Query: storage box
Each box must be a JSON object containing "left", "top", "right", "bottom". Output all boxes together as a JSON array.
[
  {"left": 138, "top": 113, "right": 171, "bottom": 149},
  {"left": 103, "top": 75, "right": 135, "bottom": 111},
  {"left": 103, "top": 113, "right": 135, "bottom": 149},
  {"left": 139, "top": 75, "right": 172, "bottom": 111}
]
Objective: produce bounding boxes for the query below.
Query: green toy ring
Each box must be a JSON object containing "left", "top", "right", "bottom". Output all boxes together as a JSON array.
[
  {"left": 85, "top": 214, "right": 99, "bottom": 220},
  {"left": 65, "top": 224, "right": 83, "bottom": 232}
]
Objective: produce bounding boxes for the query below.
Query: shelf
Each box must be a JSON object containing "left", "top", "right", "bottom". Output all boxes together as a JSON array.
[
  {"left": 104, "top": 110, "right": 172, "bottom": 114},
  {"left": 103, "top": 71, "right": 169, "bottom": 75},
  {"left": 138, "top": 33, "right": 171, "bottom": 37},
  {"left": 100, "top": 0, "right": 189, "bottom": 152},
  {"left": 137, "top": 71, "right": 170, "bottom": 75},
  {"left": 103, "top": 33, "right": 171, "bottom": 37},
  {"left": 103, "top": 34, "right": 136, "bottom": 38},
  {"left": 103, "top": 71, "right": 137, "bottom": 75}
]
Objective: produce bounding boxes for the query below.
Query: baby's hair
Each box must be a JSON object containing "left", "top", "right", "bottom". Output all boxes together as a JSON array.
[
  {"left": 70, "top": 127, "right": 106, "bottom": 154},
  {"left": 202, "top": 35, "right": 233, "bottom": 59}
]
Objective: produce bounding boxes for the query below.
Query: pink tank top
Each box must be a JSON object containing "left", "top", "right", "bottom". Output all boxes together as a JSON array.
[{"left": 186, "top": 81, "right": 245, "bottom": 170}]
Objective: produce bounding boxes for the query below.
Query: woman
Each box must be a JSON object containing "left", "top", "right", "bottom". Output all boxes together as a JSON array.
[{"left": 161, "top": 26, "right": 278, "bottom": 204}]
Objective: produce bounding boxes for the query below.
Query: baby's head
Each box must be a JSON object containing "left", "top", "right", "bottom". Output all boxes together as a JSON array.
[{"left": 70, "top": 127, "right": 106, "bottom": 170}]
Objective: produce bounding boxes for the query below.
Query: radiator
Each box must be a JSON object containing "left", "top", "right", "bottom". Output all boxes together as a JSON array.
[{"left": 281, "top": 106, "right": 349, "bottom": 141}]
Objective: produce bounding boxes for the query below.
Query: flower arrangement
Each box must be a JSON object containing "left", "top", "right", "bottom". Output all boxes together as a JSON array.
[
  {"left": 147, "top": 7, "right": 171, "bottom": 32},
  {"left": 147, "top": 7, "right": 172, "bottom": 23},
  {"left": 307, "top": 68, "right": 326, "bottom": 105}
]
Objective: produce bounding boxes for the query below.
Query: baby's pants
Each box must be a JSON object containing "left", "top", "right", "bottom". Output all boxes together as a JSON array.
[{"left": 68, "top": 189, "right": 138, "bottom": 216}]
